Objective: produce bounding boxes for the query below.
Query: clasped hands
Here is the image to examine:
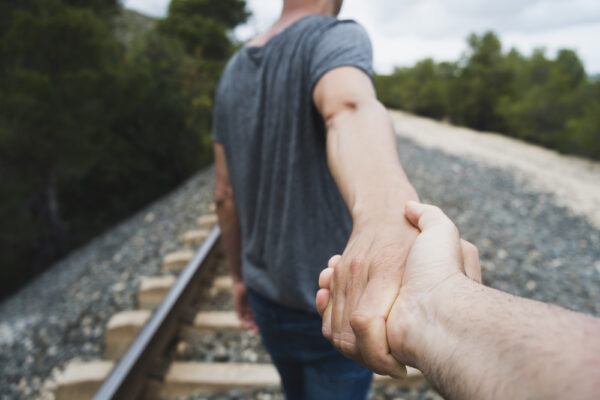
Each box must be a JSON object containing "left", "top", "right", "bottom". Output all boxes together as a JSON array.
[{"left": 316, "top": 201, "right": 482, "bottom": 377}]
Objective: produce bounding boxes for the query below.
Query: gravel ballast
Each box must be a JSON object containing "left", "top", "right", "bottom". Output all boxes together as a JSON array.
[
  {"left": 1, "top": 120, "right": 599, "bottom": 399},
  {"left": 0, "top": 169, "right": 216, "bottom": 400}
]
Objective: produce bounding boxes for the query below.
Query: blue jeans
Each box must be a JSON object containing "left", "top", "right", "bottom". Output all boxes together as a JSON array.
[{"left": 248, "top": 290, "right": 373, "bottom": 400}]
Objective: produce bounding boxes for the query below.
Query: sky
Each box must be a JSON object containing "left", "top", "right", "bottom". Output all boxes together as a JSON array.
[{"left": 122, "top": 0, "right": 600, "bottom": 74}]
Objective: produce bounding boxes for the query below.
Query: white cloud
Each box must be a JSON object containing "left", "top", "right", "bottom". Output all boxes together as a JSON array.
[{"left": 123, "top": 0, "right": 600, "bottom": 74}]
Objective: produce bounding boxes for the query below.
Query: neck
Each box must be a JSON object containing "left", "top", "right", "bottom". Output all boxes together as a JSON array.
[
  {"left": 247, "top": 0, "right": 335, "bottom": 47},
  {"left": 280, "top": 0, "right": 335, "bottom": 21}
]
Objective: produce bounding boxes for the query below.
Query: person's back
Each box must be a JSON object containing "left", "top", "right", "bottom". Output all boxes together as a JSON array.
[
  {"left": 212, "top": 4, "right": 378, "bottom": 399},
  {"left": 213, "top": 15, "right": 371, "bottom": 312}
]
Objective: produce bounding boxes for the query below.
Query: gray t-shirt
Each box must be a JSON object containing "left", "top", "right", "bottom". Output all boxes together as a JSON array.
[{"left": 213, "top": 15, "right": 373, "bottom": 313}]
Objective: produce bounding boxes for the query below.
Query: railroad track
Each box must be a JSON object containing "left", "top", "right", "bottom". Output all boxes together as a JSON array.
[{"left": 51, "top": 212, "right": 425, "bottom": 400}]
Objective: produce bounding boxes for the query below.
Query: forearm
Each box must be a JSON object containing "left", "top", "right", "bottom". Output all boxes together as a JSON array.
[
  {"left": 326, "top": 99, "right": 418, "bottom": 223},
  {"left": 215, "top": 194, "right": 243, "bottom": 282},
  {"left": 399, "top": 275, "right": 600, "bottom": 399}
]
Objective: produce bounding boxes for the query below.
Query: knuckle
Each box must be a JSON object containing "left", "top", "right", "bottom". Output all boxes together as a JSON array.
[
  {"left": 349, "top": 311, "right": 374, "bottom": 333},
  {"left": 348, "top": 257, "right": 364, "bottom": 278},
  {"left": 332, "top": 264, "right": 344, "bottom": 279},
  {"left": 333, "top": 332, "right": 357, "bottom": 357},
  {"left": 339, "top": 339, "right": 356, "bottom": 356}
]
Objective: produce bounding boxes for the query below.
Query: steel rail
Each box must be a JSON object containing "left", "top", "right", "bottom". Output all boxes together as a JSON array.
[{"left": 93, "top": 226, "right": 221, "bottom": 400}]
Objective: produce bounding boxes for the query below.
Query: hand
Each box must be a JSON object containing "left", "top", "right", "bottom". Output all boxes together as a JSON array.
[
  {"left": 316, "top": 201, "right": 482, "bottom": 374},
  {"left": 385, "top": 201, "right": 481, "bottom": 366},
  {"left": 316, "top": 211, "right": 419, "bottom": 378},
  {"left": 232, "top": 280, "right": 258, "bottom": 333}
]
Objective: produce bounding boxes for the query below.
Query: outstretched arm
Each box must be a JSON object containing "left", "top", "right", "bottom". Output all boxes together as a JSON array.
[
  {"left": 313, "top": 66, "right": 419, "bottom": 377},
  {"left": 214, "top": 143, "right": 257, "bottom": 332},
  {"left": 330, "top": 201, "right": 600, "bottom": 399}
]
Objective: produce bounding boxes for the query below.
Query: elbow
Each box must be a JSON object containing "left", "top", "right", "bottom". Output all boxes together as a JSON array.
[{"left": 324, "top": 97, "right": 385, "bottom": 131}]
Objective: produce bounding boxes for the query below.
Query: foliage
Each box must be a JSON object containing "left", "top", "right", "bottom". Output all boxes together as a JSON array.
[
  {"left": 0, "top": 0, "right": 248, "bottom": 298},
  {"left": 375, "top": 31, "right": 600, "bottom": 160}
]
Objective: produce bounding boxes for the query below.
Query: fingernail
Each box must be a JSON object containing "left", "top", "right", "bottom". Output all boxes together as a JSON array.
[{"left": 389, "top": 365, "right": 407, "bottom": 379}]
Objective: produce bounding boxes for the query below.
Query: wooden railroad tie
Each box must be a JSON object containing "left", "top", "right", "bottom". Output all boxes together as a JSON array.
[
  {"left": 162, "top": 250, "right": 195, "bottom": 271},
  {"left": 138, "top": 275, "right": 232, "bottom": 310},
  {"left": 104, "top": 310, "right": 243, "bottom": 359},
  {"left": 137, "top": 275, "right": 177, "bottom": 309},
  {"left": 54, "top": 360, "right": 424, "bottom": 400},
  {"left": 196, "top": 214, "right": 218, "bottom": 229},
  {"left": 181, "top": 229, "right": 210, "bottom": 246}
]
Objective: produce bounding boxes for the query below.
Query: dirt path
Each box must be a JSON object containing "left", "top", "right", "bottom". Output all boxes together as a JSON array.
[{"left": 390, "top": 110, "right": 600, "bottom": 229}]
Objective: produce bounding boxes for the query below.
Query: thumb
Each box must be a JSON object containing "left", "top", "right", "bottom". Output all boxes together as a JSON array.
[{"left": 405, "top": 201, "right": 455, "bottom": 233}]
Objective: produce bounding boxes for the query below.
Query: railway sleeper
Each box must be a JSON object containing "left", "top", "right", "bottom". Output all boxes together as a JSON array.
[
  {"left": 196, "top": 214, "right": 218, "bottom": 229},
  {"left": 162, "top": 250, "right": 195, "bottom": 271},
  {"left": 138, "top": 275, "right": 232, "bottom": 310},
  {"left": 181, "top": 229, "right": 210, "bottom": 246},
  {"left": 105, "top": 310, "right": 243, "bottom": 359},
  {"left": 54, "top": 360, "right": 424, "bottom": 400}
]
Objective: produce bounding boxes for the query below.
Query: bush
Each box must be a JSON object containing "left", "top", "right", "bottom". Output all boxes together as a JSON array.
[{"left": 375, "top": 31, "right": 600, "bottom": 160}]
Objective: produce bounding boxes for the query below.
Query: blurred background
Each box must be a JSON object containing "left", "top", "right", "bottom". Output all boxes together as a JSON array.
[
  {"left": 0, "top": 0, "right": 600, "bottom": 296},
  {"left": 1, "top": 1, "right": 599, "bottom": 399},
  {"left": 0, "top": 0, "right": 600, "bottom": 290},
  {"left": 0, "top": 0, "right": 248, "bottom": 298},
  {"left": 1, "top": 0, "right": 599, "bottom": 310}
]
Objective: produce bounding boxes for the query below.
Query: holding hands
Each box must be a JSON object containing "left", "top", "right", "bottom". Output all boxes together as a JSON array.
[{"left": 316, "top": 201, "right": 482, "bottom": 374}]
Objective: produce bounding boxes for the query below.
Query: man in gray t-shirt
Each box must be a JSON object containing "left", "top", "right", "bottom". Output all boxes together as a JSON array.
[{"left": 214, "top": 1, "right": 419, "bottom": 398}]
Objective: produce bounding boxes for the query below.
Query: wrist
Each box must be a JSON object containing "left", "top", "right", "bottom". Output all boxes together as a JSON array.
[
  {"left": 350, "top": 186, "right": 418, "bottom": 227},
  {"left": 387, "top": 273, "right": 471, "bottom": 369}
]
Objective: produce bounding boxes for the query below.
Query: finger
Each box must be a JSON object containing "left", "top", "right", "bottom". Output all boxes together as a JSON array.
[
  {"left": 328, "top": 254, "right": 342, "bottom": 269},
  {"left": 319, "top": 267, "right": 334, "bottom": 289},
  {"left": 321, "top": 296, "right": 333, "bottom": 340},
  {"left": 330, "top": 263, "right": 349, "bottom": 353},
  {"left": 350, "top": 278, "right": 407, "bottom": 377},
  {"left": 316, "top": 288, "right": 330, "bottom": 316},
  {"left": 321, "top": 268, "right": 336, "bottom": 341},
  {"left": 405, "top": 201, "right": 454, "bottom": 233},
  {"left": 461, "top": 239, "right": 482, "bottom": 283}
]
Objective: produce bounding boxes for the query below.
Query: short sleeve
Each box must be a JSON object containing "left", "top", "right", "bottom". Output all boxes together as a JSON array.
[
  {"left": 212, "top": 76, "right": 227, "bottom": 144},
  {"left": 309, "top": 20, "right": 373, "bottom": 92}
]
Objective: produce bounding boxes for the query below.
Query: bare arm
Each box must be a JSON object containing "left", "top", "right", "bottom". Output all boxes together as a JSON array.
[
  {"left": 313, "top": 66, "right": 419, "bottom": 377},
  {"left": 414, "top": 275, "right": 600, "bottom": 399},
  {"left": 214, "top": 143, "right": 256, "bottom": 331},
  {"left": 214, "top": 143, "right": 242, "bottom": 281},
  {"left": 385, "top": 202, "right": 600, "bottom": 399}
]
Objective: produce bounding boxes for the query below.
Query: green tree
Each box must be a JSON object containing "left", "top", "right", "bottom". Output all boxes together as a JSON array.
[
  {"left": 0, "top": 0, "right": 249, "bottom": 298},
  {"left": 448, "top": 31, "right": 514, "bottom": 131},
  {"left": 0, "top": 0, "right": 121, "bottom": 284},
  {"left": 375, "top": 31, "right": 599, "bottom": 160}
]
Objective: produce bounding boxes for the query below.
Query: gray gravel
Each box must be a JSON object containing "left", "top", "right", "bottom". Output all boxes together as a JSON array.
[
  {"left": 1, "top": 133, "right": 599, "bottom": 400},
  {"left": 179, "top": 136, "right": 600, "bottom": 400},
  {"left": 0, "top": 168, "right": 216, "bottom": 400},
  {"left": 398, "top": 136, "right": 600, "bottom": 315},
  {"left": 173, "top": 331, "right": 271, "bottom": 364}
]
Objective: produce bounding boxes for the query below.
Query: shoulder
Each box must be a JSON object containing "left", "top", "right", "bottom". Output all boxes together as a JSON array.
[
  {"left": 216, "top": 50, "right": 244, "bottom": 92},
  {"left": 293, "top": 16, "right": 371, "bottom": 48},
  {"left": 317, "top": 18, "right": 370, "bottom": 42},
  {"left": 308, "top": 18, "right": 372, "bottom": 56}
]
